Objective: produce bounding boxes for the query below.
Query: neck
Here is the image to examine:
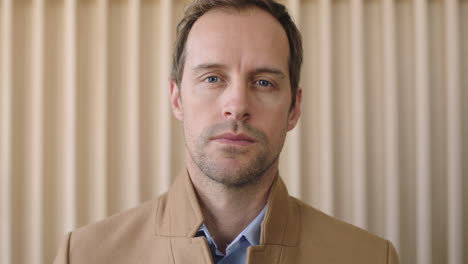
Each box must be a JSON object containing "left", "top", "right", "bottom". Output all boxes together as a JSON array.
[{"left": 187, "top": 157, "right": 278, "bottom": 254}]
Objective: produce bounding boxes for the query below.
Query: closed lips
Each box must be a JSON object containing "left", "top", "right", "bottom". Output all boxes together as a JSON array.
[{"left": 212, "top": 133, "right": 256, "bottom": 143}]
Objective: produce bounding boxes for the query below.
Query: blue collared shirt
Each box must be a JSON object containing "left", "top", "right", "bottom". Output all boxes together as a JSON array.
[{"left": 195, "top": 206, "right": 267, "bottom": 264}]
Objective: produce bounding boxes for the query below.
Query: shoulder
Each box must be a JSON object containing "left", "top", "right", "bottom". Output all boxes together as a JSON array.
[
  {"left": 73, "top": 195, "right": 163, "bottom": 239},
  {"left": 291, "top": 197, "right": 398, "bottom": 263},
  {"left": 66, "top": 194, "right": 168, "bottom": 262},
  {"left": 293, "top": 197, "right": 382, "bottom": 242}
]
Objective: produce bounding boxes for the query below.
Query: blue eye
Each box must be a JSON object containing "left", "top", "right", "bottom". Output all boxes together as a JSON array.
[
  {"left": 257, "top": 80, "right": 271, "bottom": 87},
  {"left": 206, "top": 76, "right": 219, "bottom": 83}
]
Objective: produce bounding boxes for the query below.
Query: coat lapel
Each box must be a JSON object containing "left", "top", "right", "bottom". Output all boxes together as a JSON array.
[
  {"left": 155, "top": 171, "right": 300, "bottom": 264},
  {"left": 260, "top": 176, "right": 301, "bottom": 247},
  {"left": 155, "top": 170, "right": 204, "bottom": 237},
  {"left": 246, "top": 245, "right": 298, "bottom": 264},
  {"left": 247, "top": 176, "right": 301, "bottom": 263},
  {"left": 170, "top": 237, "right": 214, "bottom": 264},
  {"left": 155, "top": 171, "right": 212, "bottom": 263}
]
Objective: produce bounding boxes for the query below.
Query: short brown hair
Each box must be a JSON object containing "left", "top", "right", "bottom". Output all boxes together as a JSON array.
[{"left": 171, "top": 0, "right": 303, "bottom": 109}]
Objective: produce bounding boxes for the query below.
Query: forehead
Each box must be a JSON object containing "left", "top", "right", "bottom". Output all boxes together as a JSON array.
[{"left": 184, "top": 7, "right": 290, "bottom": 73}]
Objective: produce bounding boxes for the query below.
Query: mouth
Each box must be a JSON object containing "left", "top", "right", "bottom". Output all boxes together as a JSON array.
[{"left": 211, "top": 133, "right": 256, "bottom": 146}]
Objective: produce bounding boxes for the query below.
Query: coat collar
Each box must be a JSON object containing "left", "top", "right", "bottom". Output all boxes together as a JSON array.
[{"left": 155, "top": 170, "right": 300, "bottom": 247}]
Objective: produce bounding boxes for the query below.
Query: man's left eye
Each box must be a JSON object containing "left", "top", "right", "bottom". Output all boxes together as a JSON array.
[
  {"left": 206, "top": 76, "right": 219, "bottom": 83},
  {"left": 256, "top": 80, "right": 271, "bottom": 87}
]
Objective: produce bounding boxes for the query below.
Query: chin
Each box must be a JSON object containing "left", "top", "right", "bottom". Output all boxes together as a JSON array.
[
  {"left": 206, "top": 172, "right": 262, "bottom": 189},
  {"left": 200, "top": 160, "right": 271, "bottom": 189}
]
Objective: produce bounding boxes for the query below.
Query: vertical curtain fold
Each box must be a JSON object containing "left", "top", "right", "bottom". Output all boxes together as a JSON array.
[
  {"left": 157, "top": 0, "right": 173, "bottom": 194},
  {"left": 413, "top": 0, "right": 432, "bottom": 263},
  {"left": 318, "top": 0, "right": 334, "bottom": 216},
  {"left": 350, "top": 0, "right": 366, "bottom": 229},
  {"left": 282, "top": 0, "right": 303, "bottom": 199},
  {"left": 382, "top": 0, "right": 400, "bottom": 252},
  {"left": 0, "top": 1, "right": 12, "bottom": 264},
  {"left": 445, "top": 0, "right": 463, "bottom": 264},
  {"left": 28, "top": 0, "right": 44, "bottom": 263},
  {"left": 90, "top": 0, "right": 109, "bottom": 223},
  {"left": 62, "top": 0, "right": 77, "bottom": 234}
]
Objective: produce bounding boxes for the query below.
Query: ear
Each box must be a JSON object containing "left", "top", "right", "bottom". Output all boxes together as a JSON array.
[
  {"left": 287, "top": 88, "right": 302, "bottom": 131},
  {"left": 170, "top": 79, "right": 183, "bottom": 121}
]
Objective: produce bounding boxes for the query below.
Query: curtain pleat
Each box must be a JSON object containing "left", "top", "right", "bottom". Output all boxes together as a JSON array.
[
  {"left": 0, "top": 1, "right": 12, "bottom": 264},
  {"left": 445, "top": 1, "right": 463, "bottom": 264},
  {"left": 382, "top": 0, "right": 400, "bottom": 252},
  {"left": 413, "top": 0, "right": 432, "bottom": 263}
]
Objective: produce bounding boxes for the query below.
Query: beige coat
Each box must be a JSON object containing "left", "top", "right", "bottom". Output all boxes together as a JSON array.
[{"left": 54, "top": 172, "right": 399, "bottom": 264}]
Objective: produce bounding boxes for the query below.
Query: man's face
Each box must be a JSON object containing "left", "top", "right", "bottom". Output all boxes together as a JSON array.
[{"left": 170, "top": 7, "right": 301, "bottom": 188}]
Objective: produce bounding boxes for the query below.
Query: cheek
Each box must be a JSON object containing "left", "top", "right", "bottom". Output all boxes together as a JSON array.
[
  {"left": 181, "top": 100, "right": 218, "bottom": 135},
  {"left": 257, "top": 108, "right": 289, "bottom": 140}
]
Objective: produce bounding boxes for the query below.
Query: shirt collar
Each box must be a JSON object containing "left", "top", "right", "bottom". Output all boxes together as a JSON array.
[
  {"left": 196, "top": 205, "right": 267, "bottom": 255},
  {"left": 155, "top": 171, "right": 301, "bottom": 247},
  {"left": 240, "top": 205, "right": 267, "bottom": 245}
]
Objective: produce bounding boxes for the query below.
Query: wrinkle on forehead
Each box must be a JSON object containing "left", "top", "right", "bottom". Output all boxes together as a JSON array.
[{"left": 183, "top": 6, "right": 290, "bottom": 75}]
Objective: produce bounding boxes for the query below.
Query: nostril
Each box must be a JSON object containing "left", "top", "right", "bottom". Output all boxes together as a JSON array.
[
  {"left": 224, "top": 111, "right": 250, "bottom": 121},
  {"left": 222, "top": 98, "right": 250, "bottom": 120}
]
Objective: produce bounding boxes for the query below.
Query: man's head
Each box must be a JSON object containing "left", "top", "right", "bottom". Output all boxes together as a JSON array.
[
  {"left": 171, "top": 0, "right": 303, "bottom": 110},
  {"left": 170, "top": 0, "right": 303, "bottom": 188}
]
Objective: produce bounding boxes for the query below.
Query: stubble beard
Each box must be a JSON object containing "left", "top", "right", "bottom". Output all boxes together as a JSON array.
[{"left": 185, "top": 120, "right": 285, "bottom": 189}]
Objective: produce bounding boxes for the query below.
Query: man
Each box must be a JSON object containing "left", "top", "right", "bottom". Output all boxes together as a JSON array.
[{"left": 54, "top": 0, "right": 399, "bottom": 263}]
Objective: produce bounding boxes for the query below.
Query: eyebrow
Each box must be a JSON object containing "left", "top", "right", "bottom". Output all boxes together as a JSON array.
[
  {"left": 192, "top": 63, "right": 227, "bottom": 73},
  {"left": 192, "top": 63, "right": 286, "bottom": 79},
  {"left": 251, "top": 67, "right": 286, "bottom": 79}
]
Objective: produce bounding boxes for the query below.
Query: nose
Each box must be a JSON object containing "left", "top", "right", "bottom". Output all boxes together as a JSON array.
[{"left": 222, "top": 82, "right": 251, "bottom": 121}]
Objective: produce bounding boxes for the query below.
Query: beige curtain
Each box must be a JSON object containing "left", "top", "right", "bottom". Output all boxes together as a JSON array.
[{"left": 0, "top": 0, "right": 466, "bottom": 263}]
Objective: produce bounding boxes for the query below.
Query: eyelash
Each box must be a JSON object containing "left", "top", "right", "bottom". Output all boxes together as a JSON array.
[
  {"left": 203, "top": 76, "right": 274, "bottom": 88},
  {"left": 256, "top": 80, "right": 272, "bottom": 87},
  {"left": 205, "top": 76, "right": 219, "bottom": 83}
]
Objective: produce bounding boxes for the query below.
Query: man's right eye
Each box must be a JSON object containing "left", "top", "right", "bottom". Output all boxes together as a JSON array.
[{"left": 205, "top": 76, "right": 219, "bottom": 83}]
